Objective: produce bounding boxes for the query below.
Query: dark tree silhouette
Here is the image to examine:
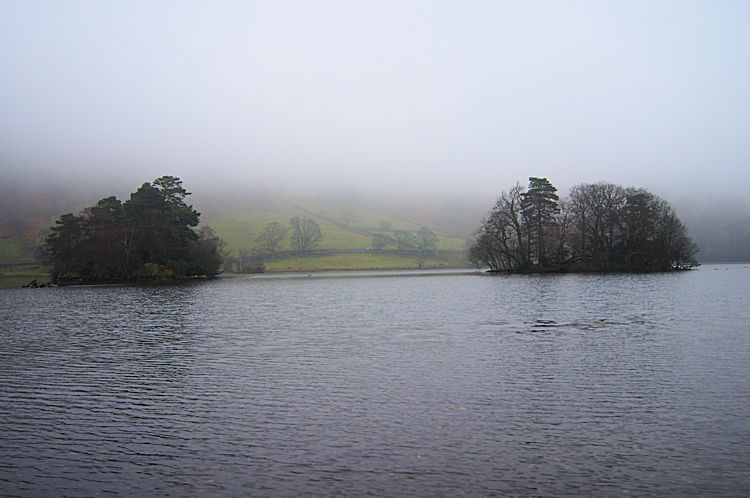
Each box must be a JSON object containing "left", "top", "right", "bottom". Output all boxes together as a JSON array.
[
  {"left": 37, "top": 176, "right": 225, "bottom": 283},
  {"left": 257, "top": 221, "right": 287, "bottom": 257},
  {"left": 469, "top": 184, "right": 528, "bottom": 271},
  {"left": 521, "top": 177, "right": 559, "bottom": 266},
  {"left": 470, "top": 178, "right": 698, "bottom": 272}
]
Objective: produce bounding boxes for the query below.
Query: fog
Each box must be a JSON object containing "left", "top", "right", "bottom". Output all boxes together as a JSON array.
[{"left": 2, "top": 1, "right": 749, "bottom": 201}]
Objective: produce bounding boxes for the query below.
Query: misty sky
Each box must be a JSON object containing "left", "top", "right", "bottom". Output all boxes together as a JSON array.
[{"left": 1, "top": 0, "right": 749, "bottom": 198}]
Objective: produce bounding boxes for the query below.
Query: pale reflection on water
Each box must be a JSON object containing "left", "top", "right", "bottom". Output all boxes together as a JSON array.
[{"left": 1, "top": 265, "right": 749, "bottom": 495}]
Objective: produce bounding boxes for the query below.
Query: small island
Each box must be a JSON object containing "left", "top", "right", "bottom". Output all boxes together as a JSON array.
[
  {"left": 469, "top": 177, "right": 698, "bottom": 273},
  {"left": 36, "top": 176, "right": 225, "bottom": 284}
]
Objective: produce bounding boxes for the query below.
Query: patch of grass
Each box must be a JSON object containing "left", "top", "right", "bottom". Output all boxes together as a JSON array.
[
  {"left": 435, "top": 234, "right": 467, "bottom": 251},
  {"left": 314, "top": 222, "right": 372, "bottom": 250},
  {"left": 203, "top": 198, "right": 470, "bottom": 258},
  {"left": 203, "top": 208, "right": 297, "bottom": 255},
  {"left": 263, "top": 252, "right": 471, "bottom": 272}
]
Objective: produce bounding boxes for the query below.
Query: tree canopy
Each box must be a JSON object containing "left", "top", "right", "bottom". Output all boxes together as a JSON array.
[
  {"left": 37, "top": 176, "right": 226, "bottom": 283},
  {"left": 470, "top": 178, "right": 698, "bottom": 272}
]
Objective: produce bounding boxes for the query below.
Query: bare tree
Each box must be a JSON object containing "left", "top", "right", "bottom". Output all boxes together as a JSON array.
[
  {"left": 569, "top": 182, "right": 626, "bottom": 264},
  {"left": 394, "top": 230, "right": 417, "bottom": 250},
  {"left": 551, "top": 198, "right": 574, "bottom": 265},
  {"left": 416, "top": 226, "right": 438, "bottom": 252},
  {"left": 469, "top": 183, "right": 529, "bottom": 271},
  {"left": 257, "top": 221, "right": 287, "bottom": 257},
  {"left": 289, "top": 217, "right": 322, "bottom": 252},
  {"left": 371, "top": 233, "right": 393, "bottom": 251}
]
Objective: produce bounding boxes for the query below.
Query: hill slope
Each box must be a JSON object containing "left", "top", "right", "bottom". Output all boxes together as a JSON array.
[{"left": 0, "top": 184, "right": 475, "bottom": 273}]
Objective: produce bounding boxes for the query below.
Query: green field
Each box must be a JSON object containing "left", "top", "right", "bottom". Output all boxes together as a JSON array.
[
  {"left": 262, "top": 252, "right": 470, "bottom": 272},
  {"left": 201, "top": 197, "right": 471, "bottom": 260}
]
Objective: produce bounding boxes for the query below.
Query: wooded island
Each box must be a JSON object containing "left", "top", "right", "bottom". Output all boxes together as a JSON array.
[
  {"left": 470, "top": 178, "right": 698, "bottom": 272},
  {"left": 37, "top": 176, "right": 225, "bottom": 283}
]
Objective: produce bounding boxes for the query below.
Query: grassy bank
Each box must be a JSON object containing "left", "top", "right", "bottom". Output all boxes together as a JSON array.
[
  {"left": 0, "top": 253, "right": 472, "bottom": 288},
  {"left": 261, "top": 252, "right": 471, "bottom": 272}
]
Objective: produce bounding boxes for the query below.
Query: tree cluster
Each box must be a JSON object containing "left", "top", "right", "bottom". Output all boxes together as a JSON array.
[
  {"left": 37, "top": 176, "right": 226, "bottom": 283},
  {"left": 231, "top": 217, "right": 323, "bottom": 271},
  {"left": 251, "top": 217, "right": 323, "bottom": 257},
  {"left": 470, "top": 177, "right": 698, "bottom": 272},
  {"left": 370, "top": 226, "right": 438, "bottom": 252}
]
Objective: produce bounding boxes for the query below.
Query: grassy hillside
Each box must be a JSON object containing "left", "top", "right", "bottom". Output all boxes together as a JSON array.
[
  {"left": 200, "top": 195, "right": 471, "bottom": 264},
  {"left": 0, "top": 185, "right": 474, "bottom": 274}
]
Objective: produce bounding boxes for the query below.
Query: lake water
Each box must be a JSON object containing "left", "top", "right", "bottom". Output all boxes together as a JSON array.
[{"left": 1, "top": 265, "right": 749, "bottom": 496}]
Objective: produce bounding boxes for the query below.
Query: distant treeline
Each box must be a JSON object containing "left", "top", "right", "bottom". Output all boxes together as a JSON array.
[
  {"left": 37, "top": 176, "right": 225, "bottom": 283},
  {"left": 470, "top": 178, "right": 698, "bottom": 273}
]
